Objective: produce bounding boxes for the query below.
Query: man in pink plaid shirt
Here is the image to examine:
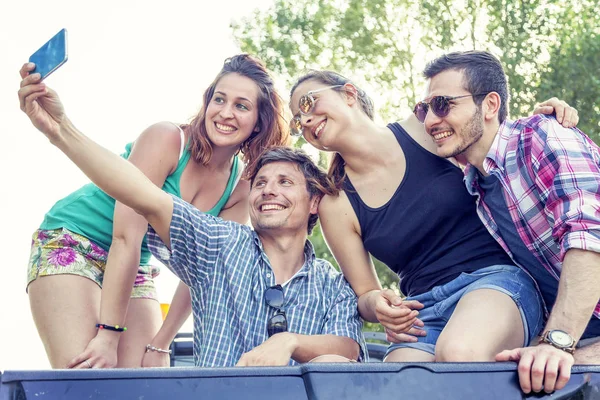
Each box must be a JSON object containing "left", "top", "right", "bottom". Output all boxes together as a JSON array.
[{"left": 414, "top": 50, "right": 600, "bottom": 394}]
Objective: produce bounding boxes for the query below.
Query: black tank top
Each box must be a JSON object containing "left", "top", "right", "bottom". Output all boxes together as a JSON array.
[{"left": 344, "top": 123, "right": 513, "bottom": 296}]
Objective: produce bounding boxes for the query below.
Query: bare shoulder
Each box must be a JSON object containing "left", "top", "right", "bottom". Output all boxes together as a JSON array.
[
  {"left": 136, "top": 121, "right": 183, "bottom": 149},
  {"left": 397, "top": 114, "right": 438, "bottom": 155},
  {"left": 128, "top": 121, "right": 183, "bottom": 175},
  {"left": 319, "top": 191, "right": 360, "bottom": 233}
]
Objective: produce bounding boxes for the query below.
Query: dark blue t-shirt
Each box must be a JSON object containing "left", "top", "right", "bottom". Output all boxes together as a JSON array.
[
  {"left": 478, "top": 172, "right": 556, "bottom": 305},
  {"left": 478, "top": 172, "right": 600, "bottom": 339},
  {"left": 343, "top": 123, "right": 513, "bottom": 296}
]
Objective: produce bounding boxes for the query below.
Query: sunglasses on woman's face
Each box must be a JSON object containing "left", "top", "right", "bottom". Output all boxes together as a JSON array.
[
  {"left": 264, "top": 284, "right": 287, "bottom": 337},
  {"left": 289, "top": 85, "right": 343, "bottom": 137},
  {"left": 413, "top": 93, "right": 488, "bottom": 123}
]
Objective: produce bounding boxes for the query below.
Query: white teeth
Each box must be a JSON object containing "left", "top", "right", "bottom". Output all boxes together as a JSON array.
[
  {"left": 433, "top": 131, "right": 453, "bottom": 140},
  {"left": 314, "top": 120, "right": 326, "bottom": 138},
  {"left": 216, "top": 122, "right": 236, "bottom": 132},
  {"left": 261, "top": 204, "right": 285, "bottom": 211}
]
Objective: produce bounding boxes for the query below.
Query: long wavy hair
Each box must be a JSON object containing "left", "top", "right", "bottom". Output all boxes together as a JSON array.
[
  {"left": 182, "top": 54, "right": 289, "bottom": 178},
  {"left": 290, "top": 70, "right": 374, "bottom": 189}
]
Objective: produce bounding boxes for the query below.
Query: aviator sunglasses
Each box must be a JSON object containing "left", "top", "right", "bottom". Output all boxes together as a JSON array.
[
  {"left": 413, "top": 93, "right": 489, "bottom": 123},
  {"left": 290, "top": 85, "right": 343, "bottom": 137},
  {"left": 264, "top": 284, "right": 288, "bottom": 337}
]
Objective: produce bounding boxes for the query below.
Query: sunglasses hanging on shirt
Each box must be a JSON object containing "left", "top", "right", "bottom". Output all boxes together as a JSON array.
[{"left": 264, "top": 284, "right": 288, "bottom": 337}]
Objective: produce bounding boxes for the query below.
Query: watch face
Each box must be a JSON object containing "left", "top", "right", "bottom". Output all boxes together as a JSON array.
[{"left": 549, "top": 330, "right": 573, "bottom": 347}]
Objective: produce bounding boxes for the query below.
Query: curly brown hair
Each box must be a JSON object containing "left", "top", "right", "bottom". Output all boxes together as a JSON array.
[{"left": 182, "top": 54, "right": 289, "bottom": 178}]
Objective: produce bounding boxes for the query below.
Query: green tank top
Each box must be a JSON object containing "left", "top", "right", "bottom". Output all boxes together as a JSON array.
[{"left": 40, "top": 140, "right": 242, "bottom": 265}]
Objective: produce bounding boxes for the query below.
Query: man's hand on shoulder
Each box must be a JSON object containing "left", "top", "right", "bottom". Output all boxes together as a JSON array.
[
  {"left": 496, "top": 343, "right": 574, "bottom": 394},
  {"left": 236, "top": 333, "right": 298, "bottom": 367}
]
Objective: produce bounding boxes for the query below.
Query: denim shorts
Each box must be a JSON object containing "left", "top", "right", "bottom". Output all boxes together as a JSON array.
[{"left": 386, "top": 264, "right": 545, "bottom": 357}]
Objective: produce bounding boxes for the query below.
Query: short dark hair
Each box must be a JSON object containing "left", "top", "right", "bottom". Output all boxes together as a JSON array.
[
  {"left": 423, "top": 50, "right": 509, "bottom": 123},
  {"left": 249, "top": 147, "right": 337, "bottom": 234}
]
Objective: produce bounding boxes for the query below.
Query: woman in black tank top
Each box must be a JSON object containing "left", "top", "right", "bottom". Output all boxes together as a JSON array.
[{"left": 288, "top": 70, "right": 563, "bottom": 363}]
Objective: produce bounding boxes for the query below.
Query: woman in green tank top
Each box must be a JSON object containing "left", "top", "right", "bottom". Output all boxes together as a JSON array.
[{"left": 23, "top": 54, "right": 289, "bottom": 369}]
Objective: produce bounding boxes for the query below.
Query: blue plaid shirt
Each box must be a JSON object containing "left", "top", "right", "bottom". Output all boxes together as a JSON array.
[{"left": 147, "top": 195, "right": 366, "bottom": 367}]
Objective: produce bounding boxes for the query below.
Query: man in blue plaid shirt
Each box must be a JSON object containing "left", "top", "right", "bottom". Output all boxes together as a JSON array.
[{"left": 146, "top": 147, "right": 366, "bottom": 366}]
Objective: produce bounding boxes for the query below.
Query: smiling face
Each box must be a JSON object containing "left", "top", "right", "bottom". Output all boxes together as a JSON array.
[
  {"left": 249, "top": 161, "right": 319, "bottom": 235},
  {"left": 289, "top": 80, "right": 351, "bottom": 151},
  {"left": 204, "top": 72, "right": 260, "bottom": 150},
  {"left": 423, "top": 69, "right": 485, "bottom": 160}
]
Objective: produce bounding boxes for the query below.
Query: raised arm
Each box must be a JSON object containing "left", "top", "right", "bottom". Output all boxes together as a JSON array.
[{"left": 18, "top": 63, "right": 172, "bottom": 245}]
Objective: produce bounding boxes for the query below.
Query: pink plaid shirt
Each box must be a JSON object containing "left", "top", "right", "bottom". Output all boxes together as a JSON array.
[{"left": 464, "top": 114, "right": 600, "bottom": 319}]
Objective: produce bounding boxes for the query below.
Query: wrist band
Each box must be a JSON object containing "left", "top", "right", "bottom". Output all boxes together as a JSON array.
[
  {"left": 96, "top": 323, "right": 127, "bottom": 332},
  {"left": 146, "top": 344, "right": 172, "bottom": 354}
]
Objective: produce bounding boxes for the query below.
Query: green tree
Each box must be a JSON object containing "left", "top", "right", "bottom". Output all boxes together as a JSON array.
[
  {"left": 534, "top": 2, "right": 600, "bottom": 139},
  {"left": 233, "top": 0, "right": 443, "bottom": 120},
  {"left": 232, "top": 0, "right": 600, "bottom": 303}
]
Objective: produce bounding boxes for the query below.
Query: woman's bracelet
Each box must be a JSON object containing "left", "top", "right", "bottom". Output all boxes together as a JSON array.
[
  {"left": 96, "top": 323, "right": 127, "bottom": 332},
  {"left": 146, "top": 344, "right": 172, "bottom": 354}
]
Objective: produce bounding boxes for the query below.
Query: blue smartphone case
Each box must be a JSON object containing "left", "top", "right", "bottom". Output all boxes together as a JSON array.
[{"left": 29, "top": 28, "right": 68, "bottom": 80}]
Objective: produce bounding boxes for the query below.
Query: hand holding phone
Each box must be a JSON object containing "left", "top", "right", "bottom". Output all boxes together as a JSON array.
[
  {"left": 19, "top": 63, "right": 67, "bottom": 143},
  {"left": 29, "top": 28, "right": 68, "bottom": 80}
]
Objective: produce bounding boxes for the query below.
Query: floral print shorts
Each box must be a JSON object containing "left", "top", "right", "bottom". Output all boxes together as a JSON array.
[{"left": 27, "top": 228, "right": 160, "bottom": 300}]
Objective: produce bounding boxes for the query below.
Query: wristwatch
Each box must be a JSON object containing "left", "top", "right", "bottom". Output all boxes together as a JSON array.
[{"left": 540, "top": 330, "right": 576, "bottom": 354}]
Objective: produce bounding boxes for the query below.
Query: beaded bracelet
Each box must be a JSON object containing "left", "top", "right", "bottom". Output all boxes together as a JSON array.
[
  {"left": 146, "top": 344, "right": 172, "bottom": 354},
  {"left": 96, "top": 323, "right": 127, "bottom": 332}
]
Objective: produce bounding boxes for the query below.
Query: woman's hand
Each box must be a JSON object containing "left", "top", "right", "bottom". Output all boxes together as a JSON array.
[
  {"left": 142, "top": 347, "right": 171, "bottom": 368},
  {"left": 533, "top": 98, "right": 579, "bottom": 128},
  {"left": 18, "top": 62, "right": 66, "bottom": 142},
  {"left": 67, "top": 331, "right": 119, "bottom": 369},
  {"left": 375, "top": 289, "right": 426, "bottom": 343}
]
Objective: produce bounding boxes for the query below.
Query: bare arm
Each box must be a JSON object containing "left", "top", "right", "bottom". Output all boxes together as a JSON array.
[
  {"left": 544, "top": 249, "right": 600, "bottom": 341},
  {"left": 141, "top": 280, "right": 192, "bottom": 367},
  {"left": 65, "top": 124, "right": 182, "bottom": 368},
  {"left": 18, "top": 66, "right": 173, "bottom": 245},
  {"left": 318, "top": 193, "right": 381, "bottom": 321},
  {"left": 236, "top": 332, "right": 359, "bottom": 366},
  {"left": 52, "top": 120, "right": 173, "bottom": 244},
  {"left": 496, "top": 121, "right": 600, "bottom": 394},
  {"left": 319, "top": 193, "right": 424, "bottom": 342}
]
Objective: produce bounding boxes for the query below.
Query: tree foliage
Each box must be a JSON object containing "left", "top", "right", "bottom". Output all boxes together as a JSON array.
[{"left": 232, "top": 0, "right": 600, "bottom": 296}]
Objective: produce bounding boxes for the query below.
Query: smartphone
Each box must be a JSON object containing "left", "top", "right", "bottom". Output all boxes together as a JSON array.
[{"left": 29, "top": 28, "right": 68, "bottom": 80}]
